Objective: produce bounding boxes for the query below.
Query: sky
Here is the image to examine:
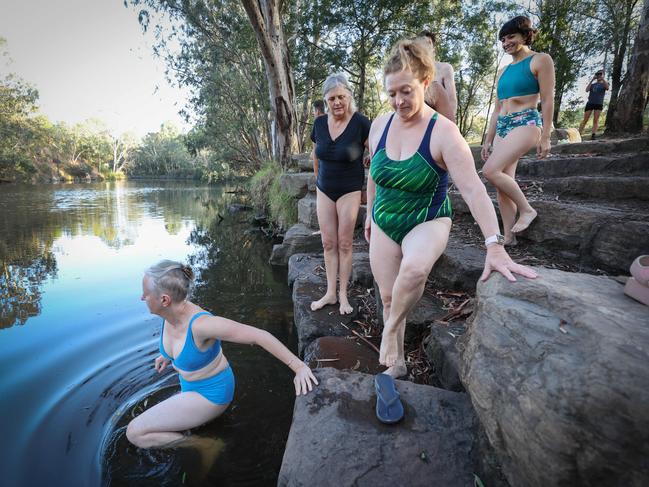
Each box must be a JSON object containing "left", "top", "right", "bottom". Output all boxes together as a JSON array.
[{"left": 0, "top": 0, "right": 192, "bottom": 138}]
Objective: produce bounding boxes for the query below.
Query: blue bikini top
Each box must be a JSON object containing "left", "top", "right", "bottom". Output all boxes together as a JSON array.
[
  {"left": 159, "top": 311, "right": 222, "bottom": 371},
  {"left": 497, "top": 55, "right": 540, "bottom": 100}
]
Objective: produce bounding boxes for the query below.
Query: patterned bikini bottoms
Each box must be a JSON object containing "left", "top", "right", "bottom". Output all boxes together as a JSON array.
[{"left": 496, "top": 108, "right": 542, "bottom": 138}]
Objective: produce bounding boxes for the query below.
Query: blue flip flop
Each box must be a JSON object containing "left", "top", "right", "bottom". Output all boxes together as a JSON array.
[{"left": 375, "top": 373, "right": 404, "bottom": 424}]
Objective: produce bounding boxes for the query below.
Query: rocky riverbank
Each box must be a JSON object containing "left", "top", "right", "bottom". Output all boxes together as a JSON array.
[{"left": 273, "top": 137, "right": 649, "bottom": 486}]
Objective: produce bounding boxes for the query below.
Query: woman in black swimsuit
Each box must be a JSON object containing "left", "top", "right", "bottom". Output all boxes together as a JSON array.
[{"left": 310, "top": 73, "right": 371, "bottom": 315}]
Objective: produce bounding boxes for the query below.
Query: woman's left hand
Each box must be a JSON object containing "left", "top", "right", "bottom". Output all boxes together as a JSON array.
[
  {"left": 536, "top": 135, "right": 551, "bottom": 159},
  {"left": 293, "top": 363, "right": 319, "bottom": 396},
  {"left": 480, "top": 245, "right": 538, "bottom": 282}
]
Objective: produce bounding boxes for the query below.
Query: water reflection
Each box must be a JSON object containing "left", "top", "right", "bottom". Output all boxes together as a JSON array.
[{"left": 0, "top": 181, "right": 294, "bottom": 487}]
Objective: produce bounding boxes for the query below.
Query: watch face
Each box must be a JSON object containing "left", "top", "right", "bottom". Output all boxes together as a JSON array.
[{"left": 497, "top": 234, "right": 505, "bottom": 244}]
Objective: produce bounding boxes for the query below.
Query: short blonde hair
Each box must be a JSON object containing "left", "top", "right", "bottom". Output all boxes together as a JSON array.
[
  {"left": 145, "top": 260, "right": 194, "bottom": 302},
  {"left": 384, "top": 37, "right": 435, "bottom": 83}
]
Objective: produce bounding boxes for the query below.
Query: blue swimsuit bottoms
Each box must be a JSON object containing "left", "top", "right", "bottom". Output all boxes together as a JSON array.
[{"left": 179, "top": 365, "right": 235, "bottom": 405}]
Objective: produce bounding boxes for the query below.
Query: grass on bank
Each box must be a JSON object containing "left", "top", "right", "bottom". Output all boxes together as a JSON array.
[{"left": 249, "top": 162, "right": 297, "bottom": 231}]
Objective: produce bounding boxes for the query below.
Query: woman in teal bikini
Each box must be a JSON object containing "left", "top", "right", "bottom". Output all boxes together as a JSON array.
[
  {"left": 126, "top": 260, "right": 317, "bottom": 450},
  {"left": 482, "top": 16, "right": 555, "bottom": 244},
  {"left": 365, "top": 37, "right": 537, "bottom": 378}
]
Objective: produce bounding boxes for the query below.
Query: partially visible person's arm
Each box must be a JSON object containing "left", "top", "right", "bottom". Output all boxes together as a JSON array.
[
  {"left": 535, "top": 53, "right": 555, "bottom": 158},
  {"left": 438, "top": 121, "right": 537, "bottom": 282},
  {"left": 442, "top": 63, "right": 458, "bottom": 120},
  {"left": 198, "top": 316, "right": 318, "bottom": 395},
  {"left": 481, "top": 94, "right": 502, "bottom": 162}
]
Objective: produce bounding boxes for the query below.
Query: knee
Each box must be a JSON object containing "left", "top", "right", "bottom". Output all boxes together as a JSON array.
[
  {"left": 482, "top": 165, "right": 500, "bottom": 183},
  {"left": 337, "top": 237, "right": 353, "bottom": 254},
  {"left": 399, "top": 262, "right": 429, "bottom": 288},
  {"left": 126, "top": 419, "right": 148, "bottom": 448},
  {"left": 321, "top": 237, "right": 337, "bottom": 253}
]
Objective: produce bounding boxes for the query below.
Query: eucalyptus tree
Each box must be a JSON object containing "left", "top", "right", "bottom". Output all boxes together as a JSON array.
[
  {"left": 531, "top": 0, "right": 600, "bottom": 124},
  {"left": 606, "top": 0, "right": 649, "bottom": 133}
]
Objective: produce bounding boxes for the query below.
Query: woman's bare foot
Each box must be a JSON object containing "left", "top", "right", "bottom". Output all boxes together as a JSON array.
[
  {"left": 384, "top": 361, "right": 407, "bottom": 379},
  {"left": 310, "top": 293, "right": 337, "bottom": 311},
  {"left": 511, "top": 209, "right": 537, "bottom": 233},
  {"left": 339, "top": 295, "right": 353, "bottom": 315},
  {"left": 379, "top": 330, "right": 399, "bottom": 367},
  {"left": 504, "top": 234, "right": 517, "bottom": 246},
  {"left": 192, "top": 437, "right": 226, "bottom": 482}
]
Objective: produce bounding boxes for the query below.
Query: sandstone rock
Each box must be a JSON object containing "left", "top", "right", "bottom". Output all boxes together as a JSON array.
[
  {"left": 425, "top": 320, "right": 468, "bottom": 392},
  {"left": 517, "top": 153, "right": 649, "bottom": 178},
  {"left": 460, "top": 268, "right": 649, "bottom": 487},
  {"left": 279, "top": 173, "right": 316, "bottom": 199},
  {"left": 292, "top": 279, "right": 359, "bottom": 354},
  {"left": 540, "top": 176, "right": 649, "bottom": 201},
  {"left": 297, "top": 193, "right": 318, "bottom": 228},
  {"left": 291, "top": 153, "right": 312, "bottom": 172},
  {"left": 351, "top": 251, "right": 372, "bottom": 288},
  {"left": 270, "top": 224, "right": 322, "bottom": 266},
  {"left": 303, "top": 336, "right": 382, "bottom": 375},
  {"left": 429, "top": 240, "right": 485, "bottom": 292},
  {"left": 278, "top": 368, "right": 480, "bottom": 487},
  {"left": 287, "top": 253, "right": 325, "bottom": 287}
]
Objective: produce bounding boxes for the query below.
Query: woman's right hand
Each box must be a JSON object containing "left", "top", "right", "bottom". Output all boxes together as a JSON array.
[
  {"left": 481, "top": 142, "right": 492, "bottom": 162},
  {"left": 154, "top": 355, "right": 171, "bottom": 373},
  {"left": 294, "top": 364, "right": 318, "bottom": 396},
  {"left": 364, "top": 215, "right": 371, "bottom": 243}
]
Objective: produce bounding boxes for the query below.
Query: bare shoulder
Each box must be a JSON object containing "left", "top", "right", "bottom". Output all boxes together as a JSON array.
[
  {"left": 436, "top": 61, "right": 454, "bottom": 75},
  {"left": 430, "top": 114, "right": 467, "bottom": 167},
  {"left": 532, "top": 52, "right": 554, "bottom": 68}
]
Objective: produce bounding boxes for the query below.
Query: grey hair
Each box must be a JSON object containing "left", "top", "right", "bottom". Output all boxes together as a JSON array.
[
  {"left": 145, "top": 260, "right": 194, "bottom": 302},
  {"left": 322, "top": 73, "right": 357, "bottom": 114}
]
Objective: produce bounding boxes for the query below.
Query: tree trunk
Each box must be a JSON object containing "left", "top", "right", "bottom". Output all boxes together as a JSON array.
[
  {"left": 606, "top": 1, "right": 635, "bottom": 130},
  {"left": 241, "top": 0, "right": 296, "bottom": 169},
  {"left": 606, "top": 0, "right": 649, "bottom": 133}
]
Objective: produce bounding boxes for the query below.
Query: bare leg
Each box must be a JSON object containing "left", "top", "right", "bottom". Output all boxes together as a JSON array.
[
  {"left": 379, "top": 218, "right": 452, "bottom": 369},
  {"left": 335, "top": 191, "right": 361, "bottom": 314},
  {"left": 311, "top": 188, "right": 339, "bottom": 311},
  {"left": 492, "top": 135, "right": 518, "bottom": 245},
  {"left": 126, "top": 391, "right": 228, "bottom": 449},
  {"left": 579, "top": 110, "right": 592, "bottom": 134},
  {"left": 369, "top": 221, "right": 406, "bottom": 378},
  {"left": 592, "top": 110, "right": 601, "bottom": 136},
  {"left": 483, "top": 125, "right": 540, "bottom": 234}
]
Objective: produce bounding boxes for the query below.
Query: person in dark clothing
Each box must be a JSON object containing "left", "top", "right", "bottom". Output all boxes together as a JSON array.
[
  {"left": 579, "top": 70, "right": 609, "bottom": 140},
  {"left": 310, "top": 73, "right": 371, "bottom": 315},
  {"left": 312, "top": 99, "right": 325, "bottom": 118}
]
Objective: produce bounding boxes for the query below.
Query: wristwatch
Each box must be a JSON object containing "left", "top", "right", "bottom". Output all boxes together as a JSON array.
[{"left": 485, "top": 234, "right": 505, "bottom": 246}]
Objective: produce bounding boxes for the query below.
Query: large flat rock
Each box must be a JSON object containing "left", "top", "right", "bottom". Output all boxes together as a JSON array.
[
  {"left": 539, "top": 176, "right": 649, "bottom": 201},
  {"left": 460, "top": 268, "right": 649, "bottom": 487},
  {"left": 516, "top": 153, "right": 649, "bottom": 178},
  {"left": 270, "top": 224, "right": 322, "bottom": 266},
  {"left": 279, "top": 172, "right": 316, "bottom": 199},
  {"left": 292, "top": 279, "right": 359, "bottom": 355},
  {"left": 450, "top": 194, "right": 649, "bottom": 274},
  {"left": 429, "top": 238, "right": 485, "bottom": 292},
  {"left": 288, "top": 251, "right": 372, "bottom": 289},
  {"left": 278, "top": 368, "right": 481, "bottom": 487}
]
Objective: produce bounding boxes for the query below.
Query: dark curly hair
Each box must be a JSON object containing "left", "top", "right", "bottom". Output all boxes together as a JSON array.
[{"left": 498, "top": 16, "right": 538, "bottom": 46}]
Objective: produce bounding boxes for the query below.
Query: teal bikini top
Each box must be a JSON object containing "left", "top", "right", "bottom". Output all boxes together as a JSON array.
[
  {"left": 159, "top": 311, "right": 221, "bottom": 371},
  {"left": 497, "top": 55, "right": 539, "bottom": 100}
]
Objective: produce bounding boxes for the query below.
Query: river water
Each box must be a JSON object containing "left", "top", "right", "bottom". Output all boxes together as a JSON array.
[{"left": 0, "top": 181, "right": 296, "bottom": 486}]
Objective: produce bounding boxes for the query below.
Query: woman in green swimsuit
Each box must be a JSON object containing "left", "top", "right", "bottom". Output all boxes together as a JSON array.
[{"left": 365, "top": 37, "right": 537, "bottom": 378}]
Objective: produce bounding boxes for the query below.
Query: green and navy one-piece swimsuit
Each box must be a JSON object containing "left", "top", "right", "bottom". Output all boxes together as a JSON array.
[{"left": 370, "top": 112, "right": 452, "bottom": 244}]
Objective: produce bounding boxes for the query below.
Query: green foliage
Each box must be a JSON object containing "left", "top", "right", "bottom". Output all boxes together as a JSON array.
[
  {"left": 249, "top": 162, "right": 281, "bottom": 214},
  {"left": 248, "top": 162, "right": 296, "bottom": 229}
]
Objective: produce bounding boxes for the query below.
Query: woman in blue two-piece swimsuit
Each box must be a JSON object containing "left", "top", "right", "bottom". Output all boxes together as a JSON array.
[
  {"left": 126, "top": 260, "right": 317, "bottom": 450},
  {"left": 482, "top": 16, "right": 555, "bottom": 245}
]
